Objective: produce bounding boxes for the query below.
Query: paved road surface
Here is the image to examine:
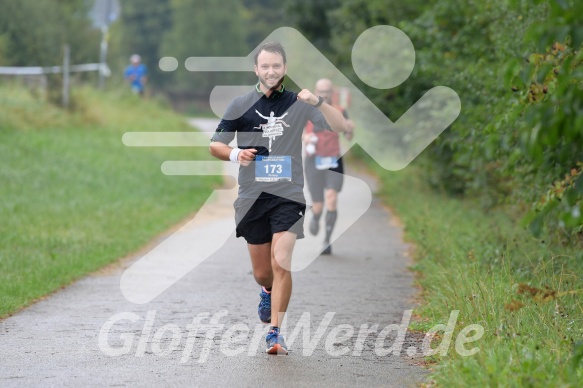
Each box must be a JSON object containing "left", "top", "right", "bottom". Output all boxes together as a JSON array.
[{"left": 0, "top": 118, "right": 427, "bottom": 387}]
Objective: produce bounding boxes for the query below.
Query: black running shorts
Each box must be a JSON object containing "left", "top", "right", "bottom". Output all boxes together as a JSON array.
[
  {"left": 234, "top": 196, "right": 306, "bottom": 244},
  {"left": 304, "top": 156, "right": 344, "bottom": 203}
]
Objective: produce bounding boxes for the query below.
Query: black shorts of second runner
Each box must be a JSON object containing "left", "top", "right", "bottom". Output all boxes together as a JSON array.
[
  {"left": 305, "top": 156, "right": 344, "bottom": 203},
  {"left": 234, "top": 195, "right": 306, "bottom": 244}
]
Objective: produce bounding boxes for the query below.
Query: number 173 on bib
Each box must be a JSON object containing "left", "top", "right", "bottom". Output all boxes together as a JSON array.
[{"left": 255, "top": 155, "right": 292, "bottom": 182}]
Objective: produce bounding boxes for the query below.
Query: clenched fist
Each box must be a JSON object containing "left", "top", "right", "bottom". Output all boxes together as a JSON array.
[
  {"left": 238, "top": 148, "right": 257, "bottom": 167},
  {"left": 297, "top": 89, "right": 319, "bottom": 106}
]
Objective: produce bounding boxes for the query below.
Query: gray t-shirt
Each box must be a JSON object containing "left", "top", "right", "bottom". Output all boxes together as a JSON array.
[{"left": 211, "top": 85, "right": 330, "bottom": 201}]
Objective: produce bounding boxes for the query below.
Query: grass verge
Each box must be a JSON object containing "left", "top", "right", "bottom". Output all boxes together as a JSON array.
[
  {"left": 0, "top": 83, "right": 221, "bottom": 318},
  {"left": 353, "top": 147, "right": 583, "bottom": 386}
]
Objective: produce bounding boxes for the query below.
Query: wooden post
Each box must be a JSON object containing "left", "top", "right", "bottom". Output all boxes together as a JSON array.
[{"left": 62, "top": 44, "right": 70, "bottom": 108}]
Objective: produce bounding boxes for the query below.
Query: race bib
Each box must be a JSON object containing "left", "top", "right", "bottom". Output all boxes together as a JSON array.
[
  {"left": 315, "top": 155, "right": 339, "bottom": 170},
  {"left": 255, "top": 155, "right": 292, "bottom": 182}
]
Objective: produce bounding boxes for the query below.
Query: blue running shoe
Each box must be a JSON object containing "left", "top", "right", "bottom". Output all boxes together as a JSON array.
[
  {"left": 266, "top": 327, "right": 288, "bottom": 355},
  {"left": 258, "top": 287, "right": 271, "bottom": 324}
]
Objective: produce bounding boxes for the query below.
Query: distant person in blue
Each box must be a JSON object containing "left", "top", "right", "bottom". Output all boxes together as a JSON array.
[{"left": 124, "top": 54, "right": 147, "bottom": 96}]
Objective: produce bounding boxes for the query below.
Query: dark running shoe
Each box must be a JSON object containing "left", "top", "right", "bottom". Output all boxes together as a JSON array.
[
  {"left": 266, "top": 327, "right": 288, "bottom": 355},
  {"left": 321, "top": 242, "right": 332, "bottom": 255},
  {"left": 258, "top": 287, "right": 271, "bottom": 324},
  {"left": 309, "top": 216, "right": 320, "bottom": 235}
]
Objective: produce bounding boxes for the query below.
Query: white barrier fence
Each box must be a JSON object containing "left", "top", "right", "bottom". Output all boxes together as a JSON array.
[
  {"left": 0, "top": 44, "right": 111, "bottom": 107},
  {"left": 0, "top": 63, "right": 110, "bottom": 76}
]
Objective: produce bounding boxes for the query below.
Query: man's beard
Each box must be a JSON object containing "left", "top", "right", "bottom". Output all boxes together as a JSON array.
[{"left": 259, "top": 75, "right": 285, "bottom": 91}]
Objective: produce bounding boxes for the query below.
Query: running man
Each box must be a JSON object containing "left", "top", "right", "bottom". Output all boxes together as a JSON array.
[
  {"left": 209, "top": 42, "right": 347, "bottom": 354},
  {"left": 303, "top": 79, "right": 355, "bottom": 254},
  {"left": 123, "top": 54, "right": 147, "bottom": 95}
]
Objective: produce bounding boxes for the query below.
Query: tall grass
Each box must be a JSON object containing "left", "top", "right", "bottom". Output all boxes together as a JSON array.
[
  {"left": 353, "top": 147, "right": 583, "bottom": 386},
  {"left": 0, "top": 84, "right": 221, "bottom": 317}
]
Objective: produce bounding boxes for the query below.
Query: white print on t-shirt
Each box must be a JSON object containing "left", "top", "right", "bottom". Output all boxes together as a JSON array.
[{"left": 254, "top": 110, "right": 290, "bottom": 152}]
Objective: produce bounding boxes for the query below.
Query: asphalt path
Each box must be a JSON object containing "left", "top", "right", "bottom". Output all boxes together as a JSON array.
[{"left": 0, "top": 118, "right": 428, "bottom": 387}]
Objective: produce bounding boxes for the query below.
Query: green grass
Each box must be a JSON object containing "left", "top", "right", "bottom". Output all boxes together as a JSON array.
[
  {"left": 353, "top": 148, "right": 583, "bottom": 386},
  {"left": 0, "top": 83, "right": 221, "bottom": 318}
]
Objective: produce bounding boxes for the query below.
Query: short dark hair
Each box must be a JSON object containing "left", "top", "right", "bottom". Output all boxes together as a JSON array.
[{"left": 254, "top": 41, "right": 286, "bottom": 65}]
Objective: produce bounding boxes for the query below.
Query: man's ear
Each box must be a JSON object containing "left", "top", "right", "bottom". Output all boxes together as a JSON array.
[{"left": 254, "top": 65, "right": 259, "bottom": 76}]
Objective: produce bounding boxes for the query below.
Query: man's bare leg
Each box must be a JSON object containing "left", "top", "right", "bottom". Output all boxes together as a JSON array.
[
  {"left": 270, "top": 231, "right": 296, "bottom": 327},
  {"left": 325, "top": 188, "right": 338, "bottom": 212},
  {"left": 248, "top": 243, "right": 273, "bottom": 288},
  {"left": 312, "top": 201, "right": 324, "bottom": 216}
]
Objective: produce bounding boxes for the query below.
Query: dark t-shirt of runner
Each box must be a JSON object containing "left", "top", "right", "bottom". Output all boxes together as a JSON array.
[{"left": 211, "top": 85, "right": 331, "bottom": 200}]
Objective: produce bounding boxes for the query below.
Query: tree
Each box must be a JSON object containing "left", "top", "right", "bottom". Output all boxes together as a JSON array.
[
  {"left": 159, "top": 0, "right": 248, "bottom": 97},
  {"left": 0, "top": 0, "right": 99, "bottom": 66}
]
